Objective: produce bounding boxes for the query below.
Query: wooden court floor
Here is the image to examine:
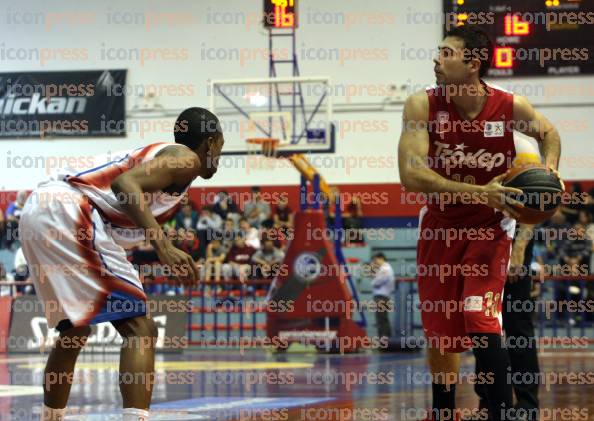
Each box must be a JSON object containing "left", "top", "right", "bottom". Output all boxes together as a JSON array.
[{"left": 0, "top": 348, "right": 592, "bottom": 420}]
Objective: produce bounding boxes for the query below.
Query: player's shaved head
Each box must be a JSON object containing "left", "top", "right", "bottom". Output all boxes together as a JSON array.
[{"left": 174, "top": 107, "right": 222, "bottom": 150}]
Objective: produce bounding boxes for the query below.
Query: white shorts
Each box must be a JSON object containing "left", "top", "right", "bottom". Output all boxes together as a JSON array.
[{"left": 19, "top": 181, "right": 147, "bottom": 329}]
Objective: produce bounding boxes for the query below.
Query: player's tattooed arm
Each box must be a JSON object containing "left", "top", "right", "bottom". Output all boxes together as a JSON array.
[
  {"left": 513, "top": 95, "right": 561, "bottom": 171},
  {"left": 111, "top": 145, "right": 201, "bottom": 282}
]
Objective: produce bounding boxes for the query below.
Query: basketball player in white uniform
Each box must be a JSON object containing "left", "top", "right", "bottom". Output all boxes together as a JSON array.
[{"left": 19, "top": 108, "right": 224, "bottom": 421}]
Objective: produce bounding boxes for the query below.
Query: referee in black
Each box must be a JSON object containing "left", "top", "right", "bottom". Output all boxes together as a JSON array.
[{"left": 472, "top": 223, "right": 540, "bottom": 421}]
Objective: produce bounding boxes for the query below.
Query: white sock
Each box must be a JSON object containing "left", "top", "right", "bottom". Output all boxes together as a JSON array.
[
  {"left": 123, "top": 408, "right": 150, "bottom": 421},
  {"left": 40, "top": 404, "right": 66, "bottom": 421}
]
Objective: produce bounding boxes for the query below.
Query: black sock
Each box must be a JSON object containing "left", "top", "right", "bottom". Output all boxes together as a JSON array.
[
  {"left": 470, "top": 333, "right": 513, "bottom": 421},
  {"left": 432, "top": 382, "right": 456, "bottom": 421}
]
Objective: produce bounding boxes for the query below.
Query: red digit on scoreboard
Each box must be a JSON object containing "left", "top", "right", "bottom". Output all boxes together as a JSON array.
[
  {"left": 272, "top": 0, "right": 295, "bottom": 28},
  {"left": 495, "top": 47, "right": 514, "bottom": 68},
  {"left": 275, "top": 5, "right": 294, "bottom": 27},
  {"left": 504, "top": 15, "right": 530, "bottom": 36}
]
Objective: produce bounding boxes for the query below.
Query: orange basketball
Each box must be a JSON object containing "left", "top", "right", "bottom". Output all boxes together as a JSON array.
[{"left": 502, "top": 165, "right": 565, "bottom": 224}]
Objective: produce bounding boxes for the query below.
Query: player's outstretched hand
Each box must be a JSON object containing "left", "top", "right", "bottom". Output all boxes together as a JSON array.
[
  {"left": 481, "top": 172, "right": 525, "bottom": 219},
  {"left": 155, "top": 240, "right": 200, "bottom": 286}
]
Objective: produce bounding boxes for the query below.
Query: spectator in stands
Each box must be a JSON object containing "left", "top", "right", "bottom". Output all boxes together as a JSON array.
[
  {"left": 223, "top": 236, "right": 256, "bottom": 286},
  {"left": 197, "top": 206, "right": 223, "bottom": 233},
  {"left": 212, "top": 191, "right": 240, "bottom": 221},
  {"left": 584, "top": 210, "right": 594, "bottom": 274},
  {"left": 244, "top": 186, "right": 272, "bottom": 228},
  {"left": 239, "top": 217, "right": 261, "bottom": 249},
  {"left": 166, "top": 226, "right": 181, "bottom": 248},
  {"left": 531, "top": 240, "right": 547, "bottom": 278},
  {"left": 0, "top": 262, "right": 8, "bottom": 296},
  {"left": 220, "top": 218, "right": 238, "bottom": 251},
  {"left": 5, "top": 190, "right": 28, "bottom": 221},
  {"left": 557, "top": 222, "right": 590, "bottom": 325},
  {"left": 5, "top": 190, "right": 28, "bottom": 249},
  {"left": 0, "top": 210, "right": 5, "bottom": 249},
  {"left": 577, "top": 209, "right": 591, "bottom": 226},
  {"left": 196, "top": 206, "right": 223, "bottom": 257},
  {"left": 178, "top": 229, "right": 201, "bottom": 262},
  {"left": 588, "top": 188, "right": 594, "bottom": 219},
  {"left": 541, "top": 210, "right": 571, "bottom": 271},
  {"left": 584, "top": 210, "right": 594, "bottom": 320},
  {"left": 252, "top": 239, "right": 285, "bottom": 280},
  {"left": 175, "top": 202, "right": 199, "bottom": 231},
  {"left": 343, "top": 196, "right": 365, "bottom": 245},
  {"left": 370, "top": 252, "right": 395, "bottom": 342},
  {"left": 328, "top": 195, "right": 365, "bottom": 245},
  {"left": 203, "top": 238, "right": 227, "bottom": 290},
  {"left": 560, "top": 222, "right": 591, "bottom": 274},
  {"left": 273, "top": 196, "right": 293, "bottom": 229}
]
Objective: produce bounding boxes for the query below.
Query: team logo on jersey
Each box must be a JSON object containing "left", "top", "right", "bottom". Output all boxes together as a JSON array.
[
  {"left": 436, "top": 111, "right": 449, "bottom": 123},
  {"left": 436, "top": 111, "right": 449, "bottom": 134},
  {"left": 484, "top": 121, "right": 504, "bottom": 138}
]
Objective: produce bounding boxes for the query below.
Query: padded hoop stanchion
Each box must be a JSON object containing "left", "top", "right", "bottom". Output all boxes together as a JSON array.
[
  {"left": 312, "top": 174, "right": 320, "bottom": 210},
  {"left": 266, "top": 167, "right": 367, "bottom": 353},
  {"left": 300, "top": 175, "right": 308, "bottom": 210}
]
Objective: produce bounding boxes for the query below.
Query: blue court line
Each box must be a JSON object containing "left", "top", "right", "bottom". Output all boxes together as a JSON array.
[{"left": 153, "top": 396, "right": 335, "bottom": 418}]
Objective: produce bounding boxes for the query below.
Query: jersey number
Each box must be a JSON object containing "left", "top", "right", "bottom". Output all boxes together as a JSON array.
[{"left": 452, "top": 174, "right": 476, "bottom": 184}]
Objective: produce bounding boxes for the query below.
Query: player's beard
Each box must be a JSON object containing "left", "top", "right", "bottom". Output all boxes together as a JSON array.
[{"left": 202, "top": 167, "right": 217, "bottom": 179}]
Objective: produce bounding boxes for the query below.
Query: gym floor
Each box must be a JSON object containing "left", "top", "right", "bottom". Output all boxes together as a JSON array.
[{"left": 1, "top": 348, "right": 592, "bottom": 420}]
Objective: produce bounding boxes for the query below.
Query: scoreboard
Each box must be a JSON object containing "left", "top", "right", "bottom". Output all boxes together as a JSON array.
[
  {"left": 443, "top": 0, "right": 594, "bottom": 77},
  {"left": 264, "top": 0, "right": 298, "bottom": 28}
]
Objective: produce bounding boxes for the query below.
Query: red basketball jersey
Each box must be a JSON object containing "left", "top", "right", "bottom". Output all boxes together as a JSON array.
[{"left": 425, "top": 82, "right": 516, "bottom": 227}]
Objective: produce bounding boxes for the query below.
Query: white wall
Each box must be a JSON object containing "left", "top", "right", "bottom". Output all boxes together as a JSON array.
[{"left": 0, "top": 0, "right": 592, "bottom": 191}]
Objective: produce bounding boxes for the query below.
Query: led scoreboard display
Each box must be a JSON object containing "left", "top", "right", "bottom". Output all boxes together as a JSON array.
[
  {"left": 443, "top": 0, "right": 594, "bottom": 77},
  {"left": 264, "top": 0, "right": 298, "bottom": 28}
]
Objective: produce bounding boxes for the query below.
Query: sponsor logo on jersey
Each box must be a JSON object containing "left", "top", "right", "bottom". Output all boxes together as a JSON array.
[
  {"left": 464, "top": 296, "right": 483, "bottom": 312},
  {"left": 434, "top": 141, "right": 506, "bottom": 172},
  {"left": 484, "top": 121, "right": 504, "bottom": 138}
]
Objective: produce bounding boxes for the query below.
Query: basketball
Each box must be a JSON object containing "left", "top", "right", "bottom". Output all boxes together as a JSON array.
[{"left": 503, "top": 165, "right": 565, "bottom": 224}]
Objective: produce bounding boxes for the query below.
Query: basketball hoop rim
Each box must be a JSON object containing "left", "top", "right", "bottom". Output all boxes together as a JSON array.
[
  {"left": 245, "top": 137, "right": 280, "bottom": 146},
  {"left": 245, "top": 137, "right": 282, "bottom": 159}
]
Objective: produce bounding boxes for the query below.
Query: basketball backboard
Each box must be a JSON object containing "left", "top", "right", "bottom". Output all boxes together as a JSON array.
[{"left": 209, "top": 76, "right": 334, "bottom": 156}]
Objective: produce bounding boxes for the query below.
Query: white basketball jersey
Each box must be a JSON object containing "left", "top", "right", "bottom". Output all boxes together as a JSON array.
[{"left": 54, "top": 142, "right": 189, "bottom": 245}]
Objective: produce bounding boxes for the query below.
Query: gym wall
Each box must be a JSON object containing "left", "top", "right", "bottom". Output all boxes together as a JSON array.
[{"left": 0, "top": 0, "right": 592, "bottom": 193}]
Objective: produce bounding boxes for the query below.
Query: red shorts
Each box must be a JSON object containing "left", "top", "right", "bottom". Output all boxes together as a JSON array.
[{"left": 416, "top": 207, "right": 516, "bottom": 353}]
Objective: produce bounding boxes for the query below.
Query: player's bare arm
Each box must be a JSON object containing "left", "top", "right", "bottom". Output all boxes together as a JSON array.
[
  {"left": 508, "top": 223, "right": 535, "bottom": 283},
  {"left": 398, "top": 91, "right": 524, "bottom": 217},
  {"left": 111, "top": 144, "right": 202, "bottom": 283},
  {"left": 513, "top": 95, "right": 561, "bottom": 172}
]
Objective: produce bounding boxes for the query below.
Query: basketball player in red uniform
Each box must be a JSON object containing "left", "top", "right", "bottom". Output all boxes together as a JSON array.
[{"left": 398, "top": 26, "right": 561, "bottom": 421}]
